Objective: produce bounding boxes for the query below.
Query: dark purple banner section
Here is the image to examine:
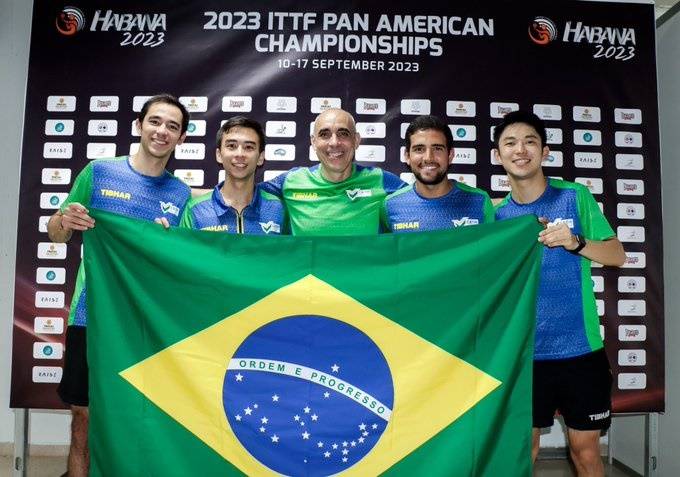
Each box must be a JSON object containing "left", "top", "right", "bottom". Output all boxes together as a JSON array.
[{"left": 11, "top": 0, "right": 663, "bottom": 412}]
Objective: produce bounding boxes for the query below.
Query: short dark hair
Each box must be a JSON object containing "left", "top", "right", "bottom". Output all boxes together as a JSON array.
[
  {"left": 493, "top": 110, "right": 547, "bottom": 149},
  {"left": 216, "top": 116, "right": 265, "bottom": 152},
  {"left": 405, "top": 115, "right": 454, "bottom": 151},
  {"left": 137, "top": 93, "right": 190, "bottom": 134}
]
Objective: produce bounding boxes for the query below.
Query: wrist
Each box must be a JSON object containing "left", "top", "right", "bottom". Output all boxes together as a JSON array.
[{"left": 568, "top": 234, "right": 586, "bottom": 254}]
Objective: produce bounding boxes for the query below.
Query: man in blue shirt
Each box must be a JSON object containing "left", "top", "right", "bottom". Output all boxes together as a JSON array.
[
  {"left": 180, "top": 117, "right": 286, "bottom": 234},
  {"left": 383, "top": 115, "right": 493, "bottom": 232}
]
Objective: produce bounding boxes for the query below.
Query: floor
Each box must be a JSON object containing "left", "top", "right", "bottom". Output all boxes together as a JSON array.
[{"left": 0, "top": 455, "right": 636, "bottom": 476}]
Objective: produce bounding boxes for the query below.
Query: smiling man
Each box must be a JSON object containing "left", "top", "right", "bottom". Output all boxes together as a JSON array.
[
  {"left": 47, "top": 94, "right": 192, "bottom": 477},
  {"left": 262, "top": 108, "right": 406, "bottom": 236},
  {"left": 180, "top": 116, "right": 286, "bottom": 235},
  {"left": 493, "top": 110, "right": 625, "bottom": 476},
  {"left": 382, "top": 115, "right": 493, "bottom": 233}
]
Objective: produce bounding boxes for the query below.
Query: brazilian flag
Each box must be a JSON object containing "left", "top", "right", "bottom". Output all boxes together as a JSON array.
[{"left": 85, "top": 210, "right": 542, "bottom": 476}]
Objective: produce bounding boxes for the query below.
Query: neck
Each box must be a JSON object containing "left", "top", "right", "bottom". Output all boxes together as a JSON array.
[
  {"left": 320, "top": 164, "right": 353, "bottom": 183},
  {"left": 221, "top": 177, "right": 255, "bottom": 212},
  {"left": 130, "top": 151, "right": 168, "bottom": 177},
  {"left": 415, "top": 179, "right": 452, "bottom": 199},
  {"left": 509, "top": 174, "right": 548, "bottom": 204}
]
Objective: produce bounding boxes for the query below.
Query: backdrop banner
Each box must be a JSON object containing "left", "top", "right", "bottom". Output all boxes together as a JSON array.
[{"left": 11, "top": 0, "right": 663, "bottom": 413}]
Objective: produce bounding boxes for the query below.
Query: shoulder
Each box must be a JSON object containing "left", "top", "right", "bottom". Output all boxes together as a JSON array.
[
  {"left": 385, "top": 184, "right": 414, "bottom": 203},
  {"left": 493, "top": 193, "right": 513, "bottom": 211},
  {"left": 455, "top": 181, "right": 491, "bottom": 199},
  {"left": 185, "top": 190, "right": 213, "bottom": 211}
]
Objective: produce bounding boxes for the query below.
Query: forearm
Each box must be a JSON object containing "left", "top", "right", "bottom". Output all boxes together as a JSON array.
[{"left": 577, "top": 237, "right": 626, "bottom": 267}]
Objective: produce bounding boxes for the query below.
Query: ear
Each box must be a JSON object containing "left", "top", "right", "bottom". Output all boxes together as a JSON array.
[
  {"left": 176, "top": 132, "right": 186, "bottom": 146},
  {"left": 448, "top": 147, "right": 455, "bottom": 165},
  {"left": 215, "top": 148, "right": 223, "bottom": 164},
  {"left": 542, "top": 145, "right": 550, "bottom": 161},
  {"left": 493, "top": 148, "right": 502, "bottom": 165},
  {"left": 354, "top": 132, "right": 361, "bottom": 148},
  {"left": 134, "top": 118, "right": 142, "bottom": 136},
  {"left": 404, "top": 149, "right": 411, "bottom": 168},
  {"left": 257, "top": 151, "right": 265, "bottom": 167}
]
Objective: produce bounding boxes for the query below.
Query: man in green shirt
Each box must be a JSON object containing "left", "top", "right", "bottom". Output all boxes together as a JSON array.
[{"left": 261, "top": 108, "right": 406, "bottom": 235}]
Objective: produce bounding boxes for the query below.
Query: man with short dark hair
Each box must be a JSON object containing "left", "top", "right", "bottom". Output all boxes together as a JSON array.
[
  {"left": 180, "top": 116, "right": 286, "bottom": 234},
  {"left": 493, "top": 110, "right": 626, "bottom": 476},
  {"left": 262, "top": 108, "right": 405, "bottom": 235},
  {"left": 48, "top": 93, "right": 192, "bottom": 477},
  {"left": 382, "top": 115, "right": 493, "bottom": 232}
]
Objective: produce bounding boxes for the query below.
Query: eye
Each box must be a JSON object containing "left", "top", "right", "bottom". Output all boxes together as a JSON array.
[
  {"left": 337, "top": 130, "right": 351, "bottom": 138},
  {"left": 318, "top": 131, "right": 330, "bottom": 139},
  {"left": 168, "top": 124, "right": 180, "bottom": 132},
  {"left": 412, "top": 146, "right": 425, "bottom": 153}
]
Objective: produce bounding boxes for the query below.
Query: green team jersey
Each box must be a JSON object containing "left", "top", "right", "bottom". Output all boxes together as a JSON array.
[{"left": 261, "top": 164, "right": 406, "bottom": 236}]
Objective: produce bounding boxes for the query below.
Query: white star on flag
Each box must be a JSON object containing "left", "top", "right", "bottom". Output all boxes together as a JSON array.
[
  {"left": 302, "top": 431, "right": 310, "bottom": 440},
  {"left": 323, "top": 392, "right": 330, "bottom": 398},
  {"left": 271, "top": 435, "right": 279, "bottom": 443},
  {"left": 358, "top": 437, "right": 365, "bottom": 443},
  {"left": 342, "top": 449, "right": 349, "bottom": 456},
  {"left": 311, "top": 414, "right": 318, "bottom": 421},
  {"left": 259, "top": 426, "right": 266, "bottom": 433},
  {"left": 342, "top": 457, "right": 348, "bottom": 463},
  {"left": 331, "top": 364, "right": 340, "bottom": 373},
  {"left": 235, "top": 373, "right": 243, "bottom": 382},
  {"left": 272, "top": 394, "right": 279, "bottom": 402},
  {"left": 332, "top": 443, "right": 338, "bottom": 450},
  {"left": 303, "top": 406, "right": 311, "bottom": 414},
  {"left": 317, "top": 442, "right": 324, "bottom": 448},
  {"left": 261, "top": 417, "right": 268, "bottom": 424},
  {"left": 235, "top": 415, "right": 241, "bottom": 421},
  {"left": 359, "top": 423, "right": 366, "bottom": 430},
  {"left": 324, "top": 451, "right": 331, "bottom": 458},
  {"left": 372, "top": 424, "right": 378, "bottom": 429},
  {"left": 294, "top": 415, "right": 300, "bottom": 421},
  {"left": 244, "top": 407, "right": 252, "bottom": 415},
  {"left": 351, "top": 441, "right": 356, "bottom": 447}
]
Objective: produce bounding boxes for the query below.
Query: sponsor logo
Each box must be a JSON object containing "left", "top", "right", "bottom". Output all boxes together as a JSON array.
[
  {"left": 575, "top": 177, "right": 603, "bottom": 194},
  {"left": 45, "top": 120, "right": 74, "bottom": 136},
  {"left": 90, "top": 10, "right": 166, "bottom": 32},
  {"left": 175, "top": 143, "right": 206, "bottom": 160},
  {"left": 574, "top": 152, "right": 603, "bottom": 169},
  {"left": 41, "top": 168, "right": 71, "bottom": 185},
  {"left": 260, "top": 221, "right": 281, "bottom": 234},
  {"left": 450, "top": 125, "right": 476, "bottom": 141},
  {"left": 617, "top": 226, "right": 645, "bottom": 243},
  {"left": 394, "top": 222, "right": 420, "bottom": 231},
  {"left": 174, "top": 169, "right": 204, "bottom": 186},
  {"left": 618, "top": 350, "right": 646, "bottom": 366},
  {"left": 356, "top": 123, "right": 386, "bottom": 139},
  {"left": 573, "top": 129, "right": 602, "bottom": 146},
  {"left": 37, "top": 242, "right": 67, "bottom": 259},
  {"left": 400, "top": 99, "right": 431, "bottom": 115},
  {"left": 292, "top": 192, "right": 319, "bottom": 200},
  {"left": 615, "top": 131, "right": 642, "bottom": 148},
  {"left": 88, "top": 119, "right": 118, "bottom": 136},
  {"left": 490, "top": 102, "right": 519, "bottom": 118},
  {"left": 573, "top": 106, "right": 601, "bottom": 123},
  {"left": 355, "top": 98, "right": 386, "bottom": 115},
  {"left": 446, "top": 101, "right": 476, "bottom": 117},
  {"left": 346, "top": 189, "right": 372, "bottom": 201},
  {"left": 86, "top": 143, "right": 116, "bottom": 159},
  {"left": 452, "top": 217, "right": 479, "bottom": 227},
  {"left": 180, "top": 97, "right": 208, "bottom": 113},
  {"left": 34, "top": 317, "right": 64, "bottom": 335},
  {"left": 32, "top": 366, "right": 63, "bottom": 383},
  {"left": 453, "top": 148, "right": 476, "bottom": 164},
  {"left": 533, "top": 104, "right": 562, "bottom": 120},
  {"left": 40, "top": 192, "right": 67, "bottom": 209},
  {"left": 89, "top": 96, "right": 119, "bottom": 112},
  {"left": 617, "top": 373, "right": 646, "bottom": 390},
  {"left": 36, "top": 267, "right": 66, "bottom": 285},
  {"left": 43, "top": 142, "right": 73, "bottom": 159},
  {"left": 491, "top": 175, "right": 511, "bottom": 191},
  {"left": 618, "top": 276, "right": 646, "bottom": 293},
  {"left": 33, "top": 342, "right": 64, "bottom": 360},
  {"left": 56, "top": 6, "right": 86, "bottom": 36},
  {"left": 619, "top": 325, "right": 646, "bottom": 341},
  {"left": 39, "top": 216, "right": 50, "bottom": 233},
  {"left": 160, "top": 201, "right": 180, "bottom": 216},
  {"left": 623, "top": 252, "right": 646, "bottom": 269},
  {"left": 591, "top": 276, "right": 604, "bottom": 293},
  {"left": 615, "top": 154, "right": 644, "bottom": 170},
  {"left": 617, "top": 179, "right": 644, "bottom": 196},
  {"left": 545, "top": 128, "right": 562, "bottom": 145},
  {"left": 542, "top": 151, "right": 563, "bottom": 167},
  {"left": 267, "top": 96, "right": 297, "bottom": 113},
  {"left": 547, "top": 218, "right": 574, "bottom": 229},
  {"left": 46, "top": 96, "right": 76, "bottom": 112},
  {"left": 101, "top": 188, "right": 131, "bottom": 200},
  {"left": 222, "top": 96, "right": 253, "bottom": 112},
  {"left": 266, "top": 121, "right": 297, "bottom": 138},
  {"left": 588, "top": 410, "right": 610, "bottom": 421},
  {"left": 529, "top": 17, "right": 558, "bottom": 45},
  {"left": 618, "top": 299, "right": 646, "bottom": 316},
  {"left": 202, "top": 225, "right": 229, "bottom": 232},
  {"left": 35, "top": 291, "right": 65, "bottom": 309},
  {"left": 311, "top": 97, "right": 341, "bottom": 113},
  {"left": 265, "top": 145, "right": 295, "bottom": 162},
  {"left": 132, "top": 96, "right": 152, "bottom": 112},
  {"left": 356, "top": 145, "right": 386, "bottom": 163},
  {"left": 615, "top": 108, "right": 642, "bottom": 124}
]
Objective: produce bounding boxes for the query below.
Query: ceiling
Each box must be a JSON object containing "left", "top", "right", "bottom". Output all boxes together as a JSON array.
[{"left": 655, "top": 0, "right": 680, "bottom": 19}]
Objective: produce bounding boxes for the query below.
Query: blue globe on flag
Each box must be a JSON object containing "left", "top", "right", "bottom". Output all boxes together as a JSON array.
[{"left": 223, "top": 315, "right": 394, "bottom": 476}]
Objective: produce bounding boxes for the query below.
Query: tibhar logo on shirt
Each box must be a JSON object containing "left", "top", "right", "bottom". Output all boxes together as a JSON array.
[
  {"left": 452, "top": 217, "right": 479, "bottom": 227},
  {"left": 547, "top": 218, "right": 574, "bottom": 228},
  {"left": 393, "top": 222, "right": 419, "bottom": 231},
  {"left": 291, "top": 192, "right": 318, "bottom": 200},
  {"left": 202, "top": 225, "right": 229, "bottom": 232},
  {"left": 345, "top": 189, "right": 372, "bottom": 201},
  {"left": 260, "top": 221, "right": 281, "bottom": 234},
  {"left": 160, "top": 201, "right": 180, "bottom": 216},
  {"left": 101, "top": 189, "right": 131, "bottom": 200}
]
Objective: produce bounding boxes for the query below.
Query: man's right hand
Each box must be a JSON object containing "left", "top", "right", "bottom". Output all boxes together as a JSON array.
[{"left": 47, "top": 202, "right": 95, "bottom": 243}]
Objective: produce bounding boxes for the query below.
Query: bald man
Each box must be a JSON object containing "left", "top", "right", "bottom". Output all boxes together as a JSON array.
[{"left": 262, "top": 108, "right": 406, "bottom": 235}]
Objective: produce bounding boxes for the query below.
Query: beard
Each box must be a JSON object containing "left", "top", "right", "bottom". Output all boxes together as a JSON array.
[{"left": 412, "top": 168, "right": 448, "bottom": 186}]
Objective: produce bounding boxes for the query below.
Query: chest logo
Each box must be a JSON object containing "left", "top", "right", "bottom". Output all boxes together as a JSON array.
[
  {"left": 452, "top": 217, "right": 479, "bottom": 227},
  {"left": 160, "top": 201, "right": 180, "bottom": 216},
  {"left": 346, "top": 189, "right": 372, "bottom": 201},
  {"left": 260, "top": 221, "right": 281, "bottom": 234},
  {"left": 547, "top": 218, "right": 574, "bottom": 229}
]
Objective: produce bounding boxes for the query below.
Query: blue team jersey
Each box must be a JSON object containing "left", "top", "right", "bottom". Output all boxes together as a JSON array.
[
  {"left": 495, "top": 179, "right": 615, "bottom": 360},
  {"left": 382, "top": 181, "right": 494, "bottom": 233},
  {"left": 180, "top": 182, "right": 287, "bottom": 235},
  {"left": 63, "top": 156, "right": 191, "bottom": 326}
]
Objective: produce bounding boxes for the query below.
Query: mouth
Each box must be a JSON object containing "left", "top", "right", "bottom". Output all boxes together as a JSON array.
[{"left": 512, "top": 158, "right": 531, "bottom": 166}]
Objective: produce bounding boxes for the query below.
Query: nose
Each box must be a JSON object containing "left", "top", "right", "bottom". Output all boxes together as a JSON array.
[
  {"left": 516, "top": 141, "right": 526, "bottom": 153},
  {"left": 424, "top": 147, "right": 434, "bottom": 161},
  {"left": 156, "top": 123, "right": 168, "bottom": 135},
  {"left": 328, "top": 133, "right": 339, "bottom": 146}
]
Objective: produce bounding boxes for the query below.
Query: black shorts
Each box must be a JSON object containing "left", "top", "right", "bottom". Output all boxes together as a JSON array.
[
  {"left": 57, "top": 325, "right": 89, "bottom": 407},
  {"left": 533, "top": 349, "right": 612, "bottom": 431}
]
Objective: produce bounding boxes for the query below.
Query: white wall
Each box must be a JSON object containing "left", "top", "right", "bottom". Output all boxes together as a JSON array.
[
  {"left": 0, "top": 0, "right": 71, "bottom": 448},
  {"left": 656, "top": 8, "right": 680, "bottom": 476}
]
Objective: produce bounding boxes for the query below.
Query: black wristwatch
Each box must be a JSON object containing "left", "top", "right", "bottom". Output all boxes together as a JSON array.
[{"left": 569, "top": 234, "right": 587, "bottom": 255}]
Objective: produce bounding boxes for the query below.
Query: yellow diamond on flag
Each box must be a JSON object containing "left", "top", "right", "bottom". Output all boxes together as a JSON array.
[{"left": 120, "top": 275, "right": 501, "bottom": 476}]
